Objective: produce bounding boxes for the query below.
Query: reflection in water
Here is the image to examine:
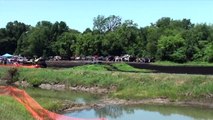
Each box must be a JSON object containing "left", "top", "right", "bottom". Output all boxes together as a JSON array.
[
  {"left": 26, "top": 88, "right": 213, "bottom": 120},
  {"left": 25, "top": 88, "right": 101, "bottom": 104},
  {"left": 137, "top": 104, "right": 213, "bottom": 120},
  {"left": 65, "top": 104, "right": 213, "bottom": 120},
  {"left": 94, "top": 105, "right": 134, "bottom": 119}
]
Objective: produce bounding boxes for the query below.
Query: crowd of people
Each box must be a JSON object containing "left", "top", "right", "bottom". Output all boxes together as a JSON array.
[
  {"left": 50, "top": 54, "right": 155, "bottom": 63},
  {"left": 0, "top": 53, "right": 154, "bottom": 69},
  {"left": 0, "top": 55, "right": 47, "bottom": 68}
]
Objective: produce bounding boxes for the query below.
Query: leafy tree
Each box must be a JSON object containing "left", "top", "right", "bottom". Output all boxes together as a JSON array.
[
  {"left": 102, "top": 31, "right": 123, "bottom": 56},
  {"left": 53, "top": 32, "right": 78, "bottom": 58},
  {"left": 157, "top": 34, "right": 185, "bottom": 61},
  {"left": 93, "top": 15, "right": 106, "bottom": 33},
  {"left": 136, "top": 28, "right": 149, "bottom": 57},
  {"left": 203, "top": 42, "right": 213, "bottom": 62},
  {"left": 0, "top": 28, "right": 9, "bottom": 55},
  {"left": 0, "top": 17, "right": 212, "bottom": 63},
  {"left": 181, "top": 18, "right": 194, "bottom": 30},
  {"left": 116, "top": 20, "right": 139, "bottom": 56},
  {"left": 93, "top": 15, "right": 121, "bottom": 33},
  {"left": 83, "top": 28, "right": 92, "bottom": 34},
  {"left": 170, "top": 47, "right": 187, "bottom": 63},
  {"left": 0, "top": 21, "right": 29, "bottom": 55},
  {"left": 156, "top": 17, "right": 171, "bottom": 28},
  {"left": 30, "top": 27, "right": 49, "bottom": 57},
  {"left": 145, "top": 26, "right": 159, "bottom": 58},
  {"left": 75, "top": 32, "right": 103, "bottom": 56},
  {"left": 16, "top": 21, "right": 52, "bottom": 57},
  {"left": 105, "top": 15, "right": 122, "bottom": 31}
]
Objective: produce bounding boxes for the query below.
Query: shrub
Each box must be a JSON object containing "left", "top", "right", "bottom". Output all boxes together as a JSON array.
[{"left": 5, "top": 68, "right": 19, "bottom": 85}]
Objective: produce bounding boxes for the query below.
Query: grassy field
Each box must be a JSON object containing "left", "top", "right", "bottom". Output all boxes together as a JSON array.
[
  {"left": 0, "top": 63, "right": 213, "bottom": 100},
  {"left": 0, "top": 63, "right": 213, "bottom": 119}
]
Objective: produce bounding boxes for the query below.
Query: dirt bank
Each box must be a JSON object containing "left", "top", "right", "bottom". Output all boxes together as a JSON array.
[
  {"left": 38, "top": 83, "right": 116, "bottom": 94},
  {"left": 62, "top": 97, "right": 213, "bottom": 114},
  {"left": 98, "top": 98, "right": 213, "bottom": 108},
  {"left": 9, "top": 81, "right": 213, "bottom": 112}
]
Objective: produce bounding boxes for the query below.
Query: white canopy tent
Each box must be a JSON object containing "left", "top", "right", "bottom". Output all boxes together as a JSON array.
[{"left": 2, "top": 53, "right": 13, "bottom": 58}]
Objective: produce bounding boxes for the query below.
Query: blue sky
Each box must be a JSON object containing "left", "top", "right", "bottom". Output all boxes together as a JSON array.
[{"left": 0, "top": 0, "right": 213, "bottom": 32}]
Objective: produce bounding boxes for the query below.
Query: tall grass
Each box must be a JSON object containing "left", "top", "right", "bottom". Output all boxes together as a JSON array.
[
  {"left": 24, "top": 88, "right": 100, "bottom": 111},
  {"left": 0, "top": 96, "right": 34, "bottom": 120},
  {"left": 0, "top": 63, "right": 213, "bottom": 119},
  {"left": 1, "top": 63, "right": 213, "bottom": 100},
  {"left": 0, "top": 67, "right": 10, "bottom": 79}
]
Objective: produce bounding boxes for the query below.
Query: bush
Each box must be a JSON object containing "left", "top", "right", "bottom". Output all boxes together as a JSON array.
[
  {"left": 204, "top": 43, "right": 213, "bottom": 63},
  {"left": 170, "top": 48, "right": 187, "bottom": 63},
  {"left": 5, "top": 68, "right": 19, "bottom": 85}
]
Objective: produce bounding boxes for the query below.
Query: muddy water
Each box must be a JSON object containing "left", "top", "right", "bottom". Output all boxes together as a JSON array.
[
  {"left": 25, "top": 88, "right": 213, "bottom": 120},
  {"left": 64, "top": 104, "right": 213, "bottom": 120}
]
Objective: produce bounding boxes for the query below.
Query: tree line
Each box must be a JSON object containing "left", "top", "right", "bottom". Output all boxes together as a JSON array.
[{"left": 0, "top": 15, "right": 213, "bottom": 63}]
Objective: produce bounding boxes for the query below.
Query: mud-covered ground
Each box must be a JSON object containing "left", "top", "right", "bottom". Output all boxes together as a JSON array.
[{"left": 46, "top": 61, "right": 213, "bottom": 75}]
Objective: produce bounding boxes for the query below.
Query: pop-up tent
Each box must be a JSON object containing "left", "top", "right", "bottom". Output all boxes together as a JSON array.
[{"left": 2, "top": 53, "right": 13, "bottom": 58}]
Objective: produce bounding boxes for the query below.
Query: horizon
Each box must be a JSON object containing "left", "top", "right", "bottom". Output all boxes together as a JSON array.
[{"left": 1, "top": 0, "right": 213, "bottom": 32}]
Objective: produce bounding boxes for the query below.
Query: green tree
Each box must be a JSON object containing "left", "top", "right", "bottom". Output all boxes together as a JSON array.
[
  {"left": 53, "top": 32, "right": 78, "bottom": 58},
  {"left": 116, "top": 20, "right": 139, "bottom": 56},
  {"left": 203, "top": 42, "right": 213, "bottom": 62},
  {"left": 17, "top": 25, "right": 51, "bottom": 57},
  {"left": 75, "top": 32, "right": 103, "bottom": 56},
  {"left": 102, "top": 31, "right": 123, "bottom": 56},
  {"left": 156, "top": 17, "right": 171, "bottom": 28},
  {"left": 145, "top": 26, "right": 159, "bottom": 58},
  {"left": 0, "top": 28, "right": 11, "bottom": 55},
  {"left": 93, "top": 15, "right": 121, "bottom": 33},
  {"left": 0, "top": 21, "right": 29, "bottom": 55},
  {"left": 157, "top": 34, "right": 185, "bottom": 62}
]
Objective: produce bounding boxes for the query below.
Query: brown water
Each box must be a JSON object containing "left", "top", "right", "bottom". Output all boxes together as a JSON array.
[{"left": 25, "top": 88, "right": 213, "bottom": 120}]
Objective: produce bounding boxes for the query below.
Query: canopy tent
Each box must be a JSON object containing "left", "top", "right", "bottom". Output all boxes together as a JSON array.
[{"left": 2, "top": 53, "right": 13, "bottom": 58}]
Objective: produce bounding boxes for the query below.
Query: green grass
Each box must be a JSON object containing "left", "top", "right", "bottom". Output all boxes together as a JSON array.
[
  {"left": 24, "top": 88, "right": 100, "bottom": 112},
  {"left": 0, "top": 96, "right": 34, "bottom": 120},
  {"left": 68, "top": 63, "right": 152, "bottom": 73},
  {"left": 0, "top": 67, "right": 10, "bottom": 79},
  {"left": 69, "top": 64, "right": 108, "bottom": 71},
  {"left": 0, "top": 63, "right": 213, "bottom": 119},
  {"left": 0, "top": 63, "right": 213, "bottom": 101},
  {"left": 0, "top": 88, "right": 100, "bottom": 120}
]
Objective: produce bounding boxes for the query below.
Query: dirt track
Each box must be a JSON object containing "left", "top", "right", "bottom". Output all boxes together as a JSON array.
[
  {"left": 46, "top": 61, "right": 213, "bottom": 75},
  {"left": 128, "top": 63, "right": 213, "bottom": 75}
]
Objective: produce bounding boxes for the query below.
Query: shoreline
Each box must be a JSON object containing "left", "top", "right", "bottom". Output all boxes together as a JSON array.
[
  {"left": 37, "top": 83, "right": 213, "bottom": 111},
  {"left": 61, "top": 97, "right": 213, "bottom": 114},
  {"left": 1, "top": 81, "right": 213, "bottom": 113}
]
